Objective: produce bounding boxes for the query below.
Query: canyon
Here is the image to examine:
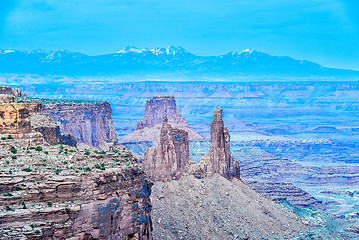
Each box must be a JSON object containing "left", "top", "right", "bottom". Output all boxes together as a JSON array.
[{"left": 1, "top": 83, "right": 358, "bottom": 239}]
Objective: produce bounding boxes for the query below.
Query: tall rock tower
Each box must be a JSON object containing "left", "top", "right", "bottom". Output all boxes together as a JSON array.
[{"left": 198, "top": 108, "right": 240, "bottom": 178}]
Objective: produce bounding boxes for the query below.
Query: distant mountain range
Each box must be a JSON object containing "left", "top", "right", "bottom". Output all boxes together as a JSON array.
[{"left": 0, "top": 46, "right": 358, "bottom": 77}]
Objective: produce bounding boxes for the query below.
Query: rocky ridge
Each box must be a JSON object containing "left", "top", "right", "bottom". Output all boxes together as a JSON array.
[{"left": 121, "top": 96, "right": 204, "bottom": 143}]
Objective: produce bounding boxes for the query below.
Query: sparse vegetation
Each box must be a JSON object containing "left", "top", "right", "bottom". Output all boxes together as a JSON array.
[
  {"left": 7, "top": 135, "right": 13, "bottom": 139},
  {"left": 47, "top": 202, "right": 53, "bottom": 207},
  {"left": 1, "top": 137, "right": 6, "bottom": 140}
]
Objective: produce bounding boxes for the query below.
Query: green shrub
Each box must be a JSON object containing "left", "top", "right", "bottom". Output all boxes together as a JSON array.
[
  {"left": 34, "top": 229, "right": 40, "bottom": 234},
  {"left": 11, "top": 156, "right": 17, "bottom": 160},
  {"left": 22, "top": 201, "right": 27, "bottom": 209},
  {"left": 47, "top": 202, "right": 53, "bottom": 207},
  {"left": 84, "top": 150, "right": 90, "bottom": 155},
  {"left": 1, "top": 137, "right": 6, "bottom": 140},
  {"left": 22, "top": 168, "right": 32, "bottom": 172},
  {"left": 15, "top": 186, "right": 22, "bottom": 191},
  {"left": 5, "top": 206, "right": 14, "bottom": 211},
  {"left": 10, "top": 147, "right": 17, "bottom": 154},
  {"left": 44, "top": 151, "right": 48, "bottom": 155},
  {"left": 35, "top": 146, "right": 42, "bottom": 151},
  {"left": 29, "top": 147, "right": 35, "bottom": 150},
  {"left": 7, "top": 135, "right": 13, "bottom": 139}
]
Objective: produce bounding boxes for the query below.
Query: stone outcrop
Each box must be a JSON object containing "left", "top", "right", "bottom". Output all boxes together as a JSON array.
[
  {"left": 0, "top": 144, "right": 152, "bottom": 239},
  {"left": 121, "top": 96, "right": 204, "bottom": 143},
  {"left": 42, "top": 102, "right": 117, "bottom": 150},
  {"left": 0, "top": 100, "right": 41, "bottom": 134},
  {"left": 143, "top": 117, "right": 190, "bottom": 181},
  {"left": 0, "top": 85, "right": 23, "bottom": 97},
  {"left": 193, "top": 108, "right": 240, "bottom": 179},
  {"left": 0, "top": 96, "right": 76, "bottom": 147}
]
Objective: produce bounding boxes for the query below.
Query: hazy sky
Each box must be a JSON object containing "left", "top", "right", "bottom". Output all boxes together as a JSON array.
[{"left": 0, "top": 0, "right": 358, "bottom": 70}]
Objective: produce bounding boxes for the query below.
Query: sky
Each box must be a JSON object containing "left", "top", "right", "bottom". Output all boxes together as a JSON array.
[{"left": 0, "top": 0, "right": 358, "bottom": 70}]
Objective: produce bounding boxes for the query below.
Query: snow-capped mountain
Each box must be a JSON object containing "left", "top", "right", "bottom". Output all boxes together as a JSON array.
[{"left": 0, "top": 46, "right": 357, "bottom": 77}]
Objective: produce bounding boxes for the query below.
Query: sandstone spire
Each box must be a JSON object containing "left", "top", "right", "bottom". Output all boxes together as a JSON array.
[
  {"left": 197, "top": 108, "right": 240, "bottom": 178},
  {"left": 143, "top": 117, "right": 190, "bottom": 181}
]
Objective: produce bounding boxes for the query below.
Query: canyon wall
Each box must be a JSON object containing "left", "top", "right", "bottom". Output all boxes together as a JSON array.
[{"left": 42, "top": 102, "right": 117, "bottom": 150}]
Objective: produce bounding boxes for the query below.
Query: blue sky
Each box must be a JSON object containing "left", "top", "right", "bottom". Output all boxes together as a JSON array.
[{"left": 0, "top": 0, "right": 358, "bottom": 70}]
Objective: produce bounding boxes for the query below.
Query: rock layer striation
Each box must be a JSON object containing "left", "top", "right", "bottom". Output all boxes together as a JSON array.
[{"left": 42, "top": 102, "right": 117, "bottom": 150}]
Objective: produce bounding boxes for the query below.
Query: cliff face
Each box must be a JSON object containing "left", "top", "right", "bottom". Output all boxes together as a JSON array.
[
  {"left": 42, "top": 102, "right": 117, "bottom": 150},
  {"left": 0, "top": 95, "right": 76, "bottom": 147},
  {"left": 143, "top": 117, "right": 190, "bottom": 181},
  {"left": 194, "top": 108, "right": 240, "bottom": 179},
  {"left": 121, "top": 96, "right": 204, "bottom": 143},
  {"left": 0, "top": 144, "right": 152, "bottom": 239}
]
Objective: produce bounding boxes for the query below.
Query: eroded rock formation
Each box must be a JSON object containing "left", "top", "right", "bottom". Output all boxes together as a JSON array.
[
  {"left": 0, "top": 99, "right": 41, "bottom": 134},
  {"left": 194, "top": 108, "right": 240, "bottom": 179},
  {"left": 0, "top": 85, "right": 23, "bottom": 97},
  {"left": 143, "top": 108, "right": 240, "bottom": 181},
  {"left": 42, "top": 102, "right": 117, "bottom": 150},
  {"left": 121, "top": 96, "right": 204, "bottom": 143},
  {"left": 143, "top": 117, "right": 190, "bottom": 181}
]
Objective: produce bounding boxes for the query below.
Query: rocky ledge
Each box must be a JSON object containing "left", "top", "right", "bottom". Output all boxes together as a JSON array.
[{"left": 0, "top": 144, "right": 152, "bottom": 239}]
